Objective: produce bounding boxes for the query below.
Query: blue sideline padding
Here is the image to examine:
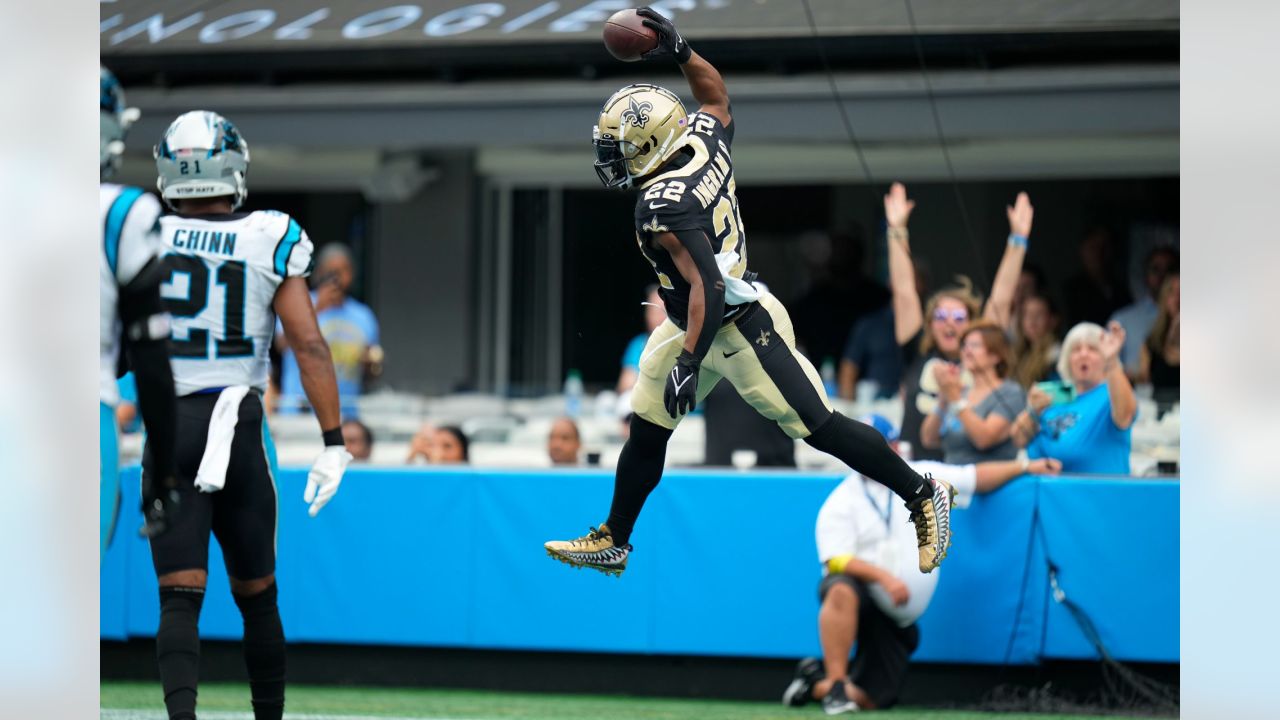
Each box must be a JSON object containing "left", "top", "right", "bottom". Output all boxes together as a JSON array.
[
  {"left": 1037, "top": 477, "right": 1180, "bottom": 662},
  {"left": 102, "top": 466, "right": 1179, "bottom": 664},
  {"left": 915, "top": 476, "right": 1046, "bottom": 664}
]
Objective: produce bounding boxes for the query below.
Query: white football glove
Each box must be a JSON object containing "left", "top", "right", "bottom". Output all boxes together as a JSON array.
[{"left": 304, "top": 446, "right": 352, "bottom": 517}]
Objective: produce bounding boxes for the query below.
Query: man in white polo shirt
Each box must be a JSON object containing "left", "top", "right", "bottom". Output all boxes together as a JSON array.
[{"left": 783, "top": 415, "right": 1060, "bottom": 715}]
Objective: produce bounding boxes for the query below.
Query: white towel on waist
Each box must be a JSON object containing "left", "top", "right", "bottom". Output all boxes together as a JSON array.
[
  {"left": 715, "top": 250, "right": 763, "bottom": 306},
  {"left": 195, "top": 385, "right": 251, "bottom": 493}
]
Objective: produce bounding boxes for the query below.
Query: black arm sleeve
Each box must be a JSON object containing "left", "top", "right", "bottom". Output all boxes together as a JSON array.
[
  {"left": 674, "top": 228, "right": 726, "bottom": 363},
  {"left": 119, "top": 258, "right": 178, "bottom": 485}
]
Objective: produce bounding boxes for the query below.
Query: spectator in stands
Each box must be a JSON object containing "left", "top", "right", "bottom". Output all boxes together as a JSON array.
[
  {"left": 920, "top": 322, "right": 1026, "bottom": 464},
  {"left": 430, "top": 426, "right": 469, "bottom": 465},
  {"left": 406, "top": 422, "right": 436, "bottom": 464},
  {"left": 1063, "top": 228, "right": 1130, "bottom": 329},
  {"left": 548, "top": 417, "right": 582, "bottom": 466},
  {"left": 341, "top": 419, "right": 374, "bottom": 462},
  {"left": 885, "top": 183, "right": 1031, "bottom": 460},
  {"left": 837, "top": 304, "right": 900, "bottom": 401},
  {"left": 1138, "top": 274, "right": 1179, "bottom": 406},
  {"left": 275, "top": 243, "right": 383, "bottom": 417},
  {"left": 405, "top": 422, "right": 469, "bottom": 465},
  {"left": 1009, "top": 294, "right": 1061, "bottom": 388},
  {"left": 1110, "top": 246, "right": 1179, "bottom": 378},
  {"left": 783, "top": 415, "right": 1061, "bottom": 714},
  {"left": 1008, "top": 263, "right": 1048, "bottom": 336},
  {"left": 793, "top": 228, "right": 890, "bottom": 368},
  {"left": 1012, "top": 321, "right": 1137, "bottom": 474},
  {"left": 616, "top": 285, "right": 665, "bottom": 394}
]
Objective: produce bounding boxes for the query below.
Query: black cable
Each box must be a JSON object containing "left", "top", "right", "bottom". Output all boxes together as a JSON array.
[
  {"left": 799, "top": 0, "right": 878, "bottom": 191},
  {"left": 901, "top": 0, "right": 1032, "bottom": 424},
  {"left": 804, "top": 0, "right": 1024, "bottom": 426},
  {"left": 1001, "top": 482, "right": 1041, "bottom": 666},
  {"left": 901, "top": 0, "right": 988, "bottom": 290},
  {"left": 1034, "top": 510, "right": 1179, "bottom": 713}
]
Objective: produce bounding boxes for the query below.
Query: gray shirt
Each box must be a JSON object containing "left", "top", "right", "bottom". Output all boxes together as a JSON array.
[{"left": 940, "top": 379, "right": 1026, "bottom": 464}]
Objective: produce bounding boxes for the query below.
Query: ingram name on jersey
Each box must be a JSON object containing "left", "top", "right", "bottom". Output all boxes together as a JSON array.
[
  {"left": 101, "top": 183, "right": 164, "bottom": 406},
  {"left": 159, "top": 210, "right": 313, "bottom": 396},
  {"left": 632, "top": 111, "right": 747, "bottom": 325}
]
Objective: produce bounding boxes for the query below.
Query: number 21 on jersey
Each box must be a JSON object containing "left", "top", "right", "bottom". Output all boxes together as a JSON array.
[{"left": 161, "top": 254, "right": 254, "bottom": 359}]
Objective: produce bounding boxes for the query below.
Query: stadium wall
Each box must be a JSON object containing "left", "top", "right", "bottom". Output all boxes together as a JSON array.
[{"left": 102, "top": 467, "right": 1178, "bottom": 665}]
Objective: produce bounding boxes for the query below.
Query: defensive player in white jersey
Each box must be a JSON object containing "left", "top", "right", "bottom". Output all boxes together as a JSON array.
[
  {"left": 145, "top": 110, "right": 352, "bottom": 720},
  {"left": 100, "top": 66, "right": 179, "bottom": 558}
]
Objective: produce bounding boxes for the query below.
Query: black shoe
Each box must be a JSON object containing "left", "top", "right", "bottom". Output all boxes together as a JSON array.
[
  {"left": 822, "top": 680, "right": 860, "bottom": 715},
  {"left": 782, "top": 657, "right": 823, "bottom": 707}
]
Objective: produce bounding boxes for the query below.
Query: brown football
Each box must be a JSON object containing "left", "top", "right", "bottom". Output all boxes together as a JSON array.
[{"left": 603, "top": 9, "right": 658, "bottom": 62}]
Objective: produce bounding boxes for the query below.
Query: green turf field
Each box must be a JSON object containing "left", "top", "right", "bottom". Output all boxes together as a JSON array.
[{"left": 101, "top": 681, "right": 1135, "bottom": 719}]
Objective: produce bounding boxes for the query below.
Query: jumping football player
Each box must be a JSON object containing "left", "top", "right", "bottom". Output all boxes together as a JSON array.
[
  {"left": 146, "top": 110, "right": 352, "bottom": 720},
  {"left": 545, "top": 8, "right": 953, "bottom": 577},
  {"left": 100, "top": 65, "right": 179, "bottom": 556}
]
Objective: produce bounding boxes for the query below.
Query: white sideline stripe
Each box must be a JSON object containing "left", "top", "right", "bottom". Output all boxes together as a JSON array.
[{"left": 101, "top": 710, "right": 479, "bottom": 720}]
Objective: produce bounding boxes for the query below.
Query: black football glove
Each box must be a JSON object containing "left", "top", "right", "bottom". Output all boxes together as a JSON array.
[
  {"left": 139, "top": 479, "right": 180, "bottom": 539},
  {"left": 637, "top": 7, "right": 692, "bottom": 64},
  {"left": 664, "top": 350, "right": 701, "bottom": 418}
]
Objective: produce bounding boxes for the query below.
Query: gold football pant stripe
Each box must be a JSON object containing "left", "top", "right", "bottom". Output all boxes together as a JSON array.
[{"left": 630, "top": 293, "right": 833, "bottom": 438}]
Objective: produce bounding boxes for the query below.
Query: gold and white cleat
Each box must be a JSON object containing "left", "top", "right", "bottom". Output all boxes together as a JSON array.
[{"left": 544, "top": 524, "right": 631, "bottom": 578}]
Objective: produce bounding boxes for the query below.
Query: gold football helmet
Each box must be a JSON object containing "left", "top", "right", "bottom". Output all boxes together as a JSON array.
[{"left": 592, "top": 84, "right": 689, "bottom": 189}]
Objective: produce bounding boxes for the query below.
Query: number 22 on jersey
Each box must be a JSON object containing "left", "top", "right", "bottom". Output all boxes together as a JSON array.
[{"left": 712, "top": 177, "right": 748, "bottom": 279}]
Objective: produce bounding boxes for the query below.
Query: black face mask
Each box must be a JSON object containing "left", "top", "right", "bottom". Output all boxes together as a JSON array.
[{"left": 592, "top": 136, "right": 631, "bottom": 189}]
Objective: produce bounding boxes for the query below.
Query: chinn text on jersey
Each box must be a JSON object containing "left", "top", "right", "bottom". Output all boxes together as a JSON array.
[{"left": 171, "top": 228, "right": 236, "bottom": 256}]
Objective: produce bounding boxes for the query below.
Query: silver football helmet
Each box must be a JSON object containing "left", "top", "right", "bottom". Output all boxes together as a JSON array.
[
  {"left": 154, "top": 110, "right": 250, "bottom": 210},
  {"left": 100, "top": 66, "right": 140, "bottom": 180}
]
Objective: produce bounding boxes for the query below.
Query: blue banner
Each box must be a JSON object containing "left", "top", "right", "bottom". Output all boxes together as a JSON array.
[{"left": 102, "top": 467, "right": 1178, "bottom": 664}]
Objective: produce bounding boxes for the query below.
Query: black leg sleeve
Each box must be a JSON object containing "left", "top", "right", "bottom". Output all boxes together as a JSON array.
[
  {"left": 156, "top": 586, "right": 204, "bottom": 720},
  {"left": 605, "top": 416, "right": 674, "bottom": 547},
  {"left": 120, "top": 259, "right": 178, "bottom": 486},
  {"left": 803, "top": 413, "right": 930, "bottom": 504},
  {"left": 130, "top": 338, "right": 178, "bottom": 483},
  {"left": 233, "top": 582, "right": 286, "bottom": 720}
]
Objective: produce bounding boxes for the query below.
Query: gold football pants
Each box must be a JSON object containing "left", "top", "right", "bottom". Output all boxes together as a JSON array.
[{"left": 630, "top": 292, "right": 833, "bottom": 438}]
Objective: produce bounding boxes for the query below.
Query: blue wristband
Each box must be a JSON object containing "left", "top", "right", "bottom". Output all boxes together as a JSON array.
[{"left": 1008, "top": 233, "right": 1028, "bottom": 248}]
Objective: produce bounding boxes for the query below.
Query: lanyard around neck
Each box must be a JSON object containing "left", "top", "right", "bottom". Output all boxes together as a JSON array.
[{"left": 861, "top": 478, "right": 892, "bottom": 531}]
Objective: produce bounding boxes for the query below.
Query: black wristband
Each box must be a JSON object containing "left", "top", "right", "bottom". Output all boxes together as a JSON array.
[
  {"left": 322, "top": 427, "right": 344, "bottom": 447},
  {"left": 677, "top": 349, "right": 701, "bottom": 369}
]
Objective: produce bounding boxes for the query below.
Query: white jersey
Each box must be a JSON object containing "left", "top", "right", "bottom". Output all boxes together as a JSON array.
[
  {"left": 101, "top": 183, "right": 165, "bottom": 406},
  {"left": 815, "top": 461, "right": 978, "bottom": 627},
  {"left": 158, "top": 210, "right": 313, "bottom": 396}
]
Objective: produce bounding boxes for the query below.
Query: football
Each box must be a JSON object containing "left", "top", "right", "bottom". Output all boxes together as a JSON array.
[{"left": 603, "top": 9, "right": 658, "bottom": 62}]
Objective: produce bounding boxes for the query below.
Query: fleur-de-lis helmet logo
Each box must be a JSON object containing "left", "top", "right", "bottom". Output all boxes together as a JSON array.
[{"left": 621, "top": 95, "right": 654, "bottom": 128}]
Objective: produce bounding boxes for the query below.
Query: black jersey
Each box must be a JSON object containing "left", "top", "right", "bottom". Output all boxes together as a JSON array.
[{"left": 633, "top": 111, "right": 749, "bottom": 326}]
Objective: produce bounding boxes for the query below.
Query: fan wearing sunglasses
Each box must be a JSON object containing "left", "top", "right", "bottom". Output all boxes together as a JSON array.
[{"left": 885, "top": 183, "right": 1033, "bottom": 460}]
